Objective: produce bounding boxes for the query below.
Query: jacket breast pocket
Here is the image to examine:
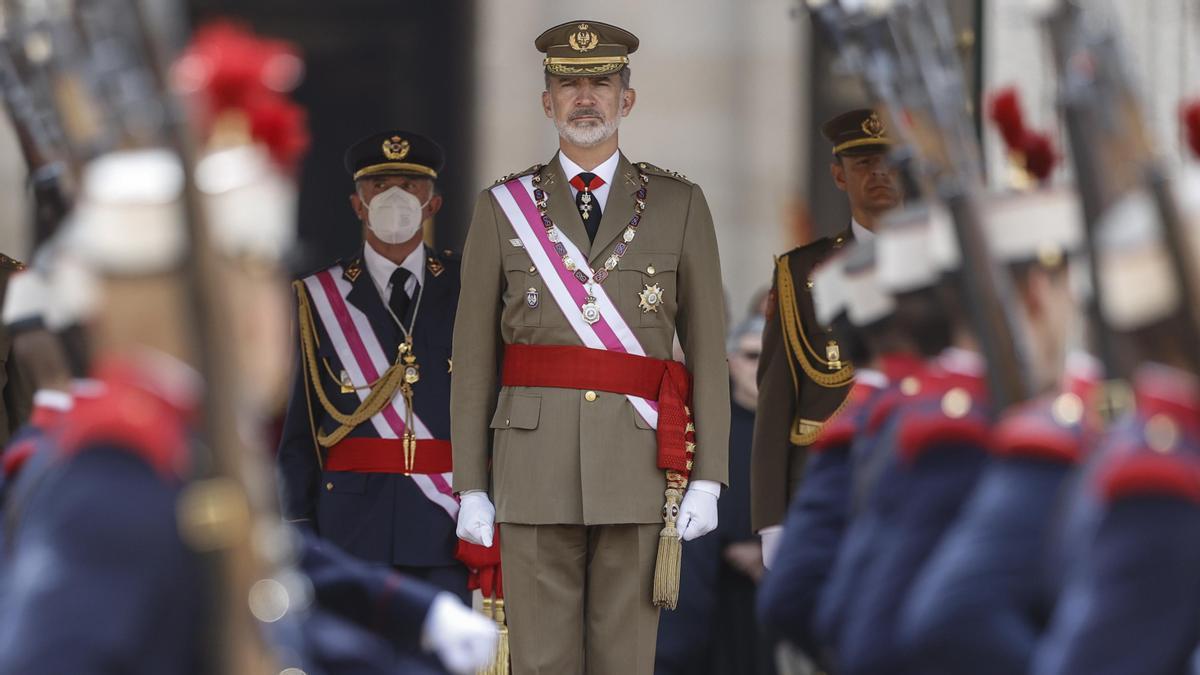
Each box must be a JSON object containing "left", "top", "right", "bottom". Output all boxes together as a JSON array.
[
  {"left": 503, "top": 252, "right": 543, "bottom": 327},
  {"left": 617, "top": 252, "right": 679, "bottom": 327}
]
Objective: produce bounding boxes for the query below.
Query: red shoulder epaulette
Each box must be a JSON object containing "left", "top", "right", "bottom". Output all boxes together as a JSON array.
[
  {"left": 1099, "top": 450, "right": 1200, "bottom": 504},
  {"left": 812, "top": 377, "right": 886, "bottom": 453},
  {"left": 56, "top": 378, "right": 190, "bottom": 481},
  {"left": 990, "top": 397, "right": 1085, "bottom": 465},
  {"left": 896, "top": 379, "right": 990, "bottom": 464}
]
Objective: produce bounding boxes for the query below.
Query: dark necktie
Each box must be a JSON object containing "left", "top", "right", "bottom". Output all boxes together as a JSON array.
[
  {"left": 389, "top": 267, "right": 416, "bottom": 325},
  {"left": 570, "top": 172, "right": 605, "bottom": 242}
]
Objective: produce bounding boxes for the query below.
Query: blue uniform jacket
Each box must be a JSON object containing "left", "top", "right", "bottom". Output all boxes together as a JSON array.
[
  {"left": 758, "top": 376, "right": 888, "bottom": 660},
  {"left": 834, "top": 372, "right": 990, "bottom": 675},
  {"left": 1032, "top": 365, "right": 1200, "bottom": 675},
  {"left": 900, "top": 395, "right": 1090, "bottom": 675},
  {"left": 278, "top": 246, "right": 462, "bottom": 567}
]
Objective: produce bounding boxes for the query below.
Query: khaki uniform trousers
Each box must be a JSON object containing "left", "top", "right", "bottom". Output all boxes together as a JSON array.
[{"left": 500, "top": 522, "right": 661, "bottom": 674}]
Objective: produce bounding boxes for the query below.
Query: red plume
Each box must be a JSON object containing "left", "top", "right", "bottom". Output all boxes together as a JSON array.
[
  {"left": 988, "top": 87, "right": 1027, "bottom": 150},
  {"left": 246, "top": 93, "right": 309, "bottom": 168},
  {"left": 987, "top": 85, "right": 1058, "bottom": 182},
  {"left": 1021, "top": 131, "right": 1057, "bottom": 182},
  {"left": 175, "top": 20, "right": 308, "bottom": 168},
  {"left": 1182, "top": 100, "right": 1200, "bottom": 159}
]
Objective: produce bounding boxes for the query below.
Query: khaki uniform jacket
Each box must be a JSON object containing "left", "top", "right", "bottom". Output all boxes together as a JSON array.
[
  {"left": 750, "top": 231, "right": 855, "bottom": 531},
  {"left": 451, "top": 152, "right": 730, "bottom": 525}
]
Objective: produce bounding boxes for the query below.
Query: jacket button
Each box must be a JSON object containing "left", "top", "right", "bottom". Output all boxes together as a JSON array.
[
  {"left": 584, "top": 390, "right": 597, "bottom": 402},
  {"left": 326, "top": 482, "right": 334, "bottom": 491}
]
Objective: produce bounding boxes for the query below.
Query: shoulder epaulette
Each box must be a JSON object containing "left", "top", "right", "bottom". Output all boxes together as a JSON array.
[
  {"left": 896, "top": 387, "right": 990, "bottom": 464},
  {"left": 492, "top": 164, "right": 541, "bottom": 187},
  {"left": 990, "top": 396, "right": 1086, "bottom": 464},
  {"left": 57, "top": 384, "right": 189, "bottom": 481},
  {"left": 635, "top": 162, "right": 692, "bottom": 185},
  {"left": 0, "top": 253, "right": 25, "bottom": 271},
  {"left": 1100, "top": 451, "right": 1200, "bottom": 504}
]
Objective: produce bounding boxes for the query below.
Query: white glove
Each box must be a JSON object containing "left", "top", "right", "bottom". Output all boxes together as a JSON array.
[
  {"left": 422, "top": 592, "right": 499, "bottom": 675},
  {"left": 677, "top": 479, "right": 721, "bottom": 541},
  {"left": 455, "top": 491, "right": 495, "bottom": 547},
  {"left": 759, "top": 524, "right": 784, "bottom": 569}
]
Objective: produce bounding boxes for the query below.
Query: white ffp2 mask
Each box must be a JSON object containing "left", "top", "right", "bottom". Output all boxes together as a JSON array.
[{"left": 367, "top": 186, "right": 428, "bottom": 244}]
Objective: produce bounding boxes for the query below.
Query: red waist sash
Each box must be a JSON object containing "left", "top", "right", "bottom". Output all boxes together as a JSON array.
[
  {"left": 326, "top": 438, "right": 452, "bottom": 475},
  {"left": 500, "top": 344, "right": 695, "bottom": 474}
]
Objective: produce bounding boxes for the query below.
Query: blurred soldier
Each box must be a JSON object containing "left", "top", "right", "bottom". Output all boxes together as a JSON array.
[
  {"left": 752, "top": 108, "right": 902, "bottom": 559},
  {"left": 1029, "top": 185, "right": 1200, "bottom": 675},
  {"left": 277, "top": 129, "right": 470, "bottom": 601},
  {"left": 452, "top": 20, "right": 730, "bottom": 674},
  {"left": 900, "top": 190, "right": 1096, "bottom": 675}
]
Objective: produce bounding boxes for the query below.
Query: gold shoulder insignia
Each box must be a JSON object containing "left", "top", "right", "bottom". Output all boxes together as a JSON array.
[
  {"left": 342, "top": 258, "right": 363, "bottom": 283},
  {"left": 492, "top": 164, "right": 541, "bottom": 187},
  {"left": 0, "top": 254, "right": 25, "bottom": 271},
  {"left": 427, "top": 256, "right": 445, "bottom": 277},
  {"left": 636, "top": 162, "right": 692, "bottom": 185}
]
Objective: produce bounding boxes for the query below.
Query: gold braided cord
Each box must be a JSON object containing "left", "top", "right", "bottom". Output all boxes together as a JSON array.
[
  {"left": 789, "top": 387, "right": 855, "bottom": 446},
  {"left": 294, "top": 281, "right": 407, "bottom": 448},
  {"left": 775, "top": 257, "right": 855, "bottom": 389}
]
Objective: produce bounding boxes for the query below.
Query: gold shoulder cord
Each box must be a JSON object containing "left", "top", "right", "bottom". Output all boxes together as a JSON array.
[
  {"left": 775, "top": 258, "right": 855, "bottom": 389},
  {"left": 293, "top": 281, "right": 407, "bottom": 449}
]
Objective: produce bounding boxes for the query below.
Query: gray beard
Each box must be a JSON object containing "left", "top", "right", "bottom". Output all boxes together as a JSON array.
[{"left": 555, "top": 116, "right": 620, "bottom": 148}]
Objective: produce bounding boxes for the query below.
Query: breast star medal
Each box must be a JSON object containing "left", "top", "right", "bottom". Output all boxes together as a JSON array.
[{"left": 638, "top": 283, "right": 664, "bottom": 313}]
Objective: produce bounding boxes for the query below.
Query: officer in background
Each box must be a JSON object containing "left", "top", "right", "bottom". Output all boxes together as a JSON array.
[
  {"left": 752, "top": 108, "right": 902, "bottom": 561},
  {"left": 278, "top": 131, "right": 469, "bottom": 601}
]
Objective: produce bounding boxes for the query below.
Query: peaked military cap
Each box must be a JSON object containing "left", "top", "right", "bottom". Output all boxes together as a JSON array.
[
  {"left": 821, "top": 108, "right": 894, "bottom": 157},
  {"left": 535, "top": 20, "right": 639, "bottom": 77},
  {"left": 344, "top": 130, "right": 444, "bottom": 181}
]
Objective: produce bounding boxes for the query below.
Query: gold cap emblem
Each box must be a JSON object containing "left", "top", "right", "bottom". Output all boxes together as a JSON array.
[
  {"left": 569, "top": 24, "right": 599, "bottom": 52},
  {"left": 861, "top": 112, "right": 886, "bottom": 139},
  {"left": 382, "top": 136, "right": 410, "bottom": 160}
]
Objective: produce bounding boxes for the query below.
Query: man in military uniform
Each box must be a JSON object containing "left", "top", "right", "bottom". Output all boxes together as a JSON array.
[
  {"left": 451, "top": 20, "right": 730, "bottom": 674},
  {"left": 277, "top": 130, "right": 469, "bottom": 600},
  {"left": 752, "top": 108, "right": 901, "bottom": 557}
]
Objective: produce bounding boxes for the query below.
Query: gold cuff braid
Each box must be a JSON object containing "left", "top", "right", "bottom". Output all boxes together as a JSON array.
[{"left": 294, "top": 281, "right": 407, "bottom": 449}]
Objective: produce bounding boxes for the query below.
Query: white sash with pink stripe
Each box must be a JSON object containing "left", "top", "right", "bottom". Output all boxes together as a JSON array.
[
  {"left": 490, "top": 175, "right": 660, "bottom": 428},
  {"left": 302, "top": 268, "right": 458, "bottom": 520}
]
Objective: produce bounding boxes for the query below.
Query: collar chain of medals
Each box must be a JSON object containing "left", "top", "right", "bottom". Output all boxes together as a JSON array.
[{"left": 532, "top": 165, "right": 649, "bottom": 324}]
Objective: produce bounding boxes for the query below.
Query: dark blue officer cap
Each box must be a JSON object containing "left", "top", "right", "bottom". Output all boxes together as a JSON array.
[{"left": 343, "top": 130, "right": 444, "bottom": 181}]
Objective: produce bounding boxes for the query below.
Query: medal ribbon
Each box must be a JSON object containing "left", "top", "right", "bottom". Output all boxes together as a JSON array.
[
  {"left": 303, "top": 268, "right": 458, "bottom": 519},
  {"left": 491, "top": 175, "right": 660, "bottom": 428}
]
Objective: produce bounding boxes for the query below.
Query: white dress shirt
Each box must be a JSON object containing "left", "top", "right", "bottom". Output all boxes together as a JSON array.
[
  {"left": 558, "top": 149, "right": 620, "bottom": 213},
  {"left": 363, "top": 240, "right": 425, "bottom": 305},
  {"left": 851, "top": 217, "right": 874, "bottom": 242}
]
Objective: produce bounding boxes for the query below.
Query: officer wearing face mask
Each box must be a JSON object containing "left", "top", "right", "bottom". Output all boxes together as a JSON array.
[{"left": 277, "top": 130, "right": 471, "bottom": 603}]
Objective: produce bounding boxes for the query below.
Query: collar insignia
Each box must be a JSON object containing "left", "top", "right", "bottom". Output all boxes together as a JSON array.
[{"left": 428, "top": 257, "right": 445, "bottom": 277}]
